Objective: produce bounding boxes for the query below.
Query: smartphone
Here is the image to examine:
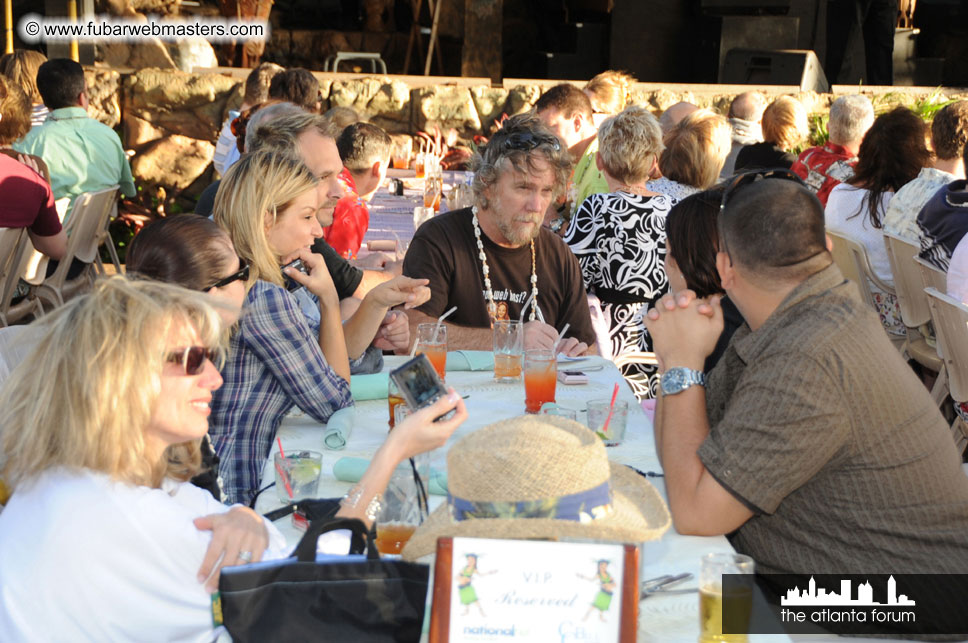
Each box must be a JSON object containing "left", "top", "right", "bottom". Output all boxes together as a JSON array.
[
  {"left": 558, "top": 370, "right": 588, "bottom": 385},
  {"left": 282, "top": 258, "right": 309, "bottom": 292},
  {"left": 389, "top": 354, "right": 456, "bottom": 421}
]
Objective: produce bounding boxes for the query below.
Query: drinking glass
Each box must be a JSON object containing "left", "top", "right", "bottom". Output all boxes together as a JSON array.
[
  {"left": 273, "top": 450, "right": 322, "bottom": 504},
  {"left": 391, "top": 139, "right": 412, "bottom": 170},
  {"left": 423, "top": 169, "right": 442, "bottom": 212},
  {"left": 388, "top": 379, "right": 406, "bottom": 430},
  {"left": 587, "top": 399, "right": 630, "bottom": 446},
  {"left": 415, "top": 322, "right": 447, "bottom": 380},
  {"left": 524, "top": 349, "right": 556, "bottom": 413},
  {"left": 414, "top": 151, "right": 426, "bottom": 179},
  {"left": 493, "top": 319, "right": 523, "bottom": 382},
  {"left": 699, "top": 552, "right": 755, "bottom": 643},
  {"left": 413, "top": 206, "right": 435, "bottom": 231},
  {"left": 540, "top": 404, "right": 577, "bottom": 421},
  {"left": 374, "top": 460, "right": 428, "bottom": 555}
]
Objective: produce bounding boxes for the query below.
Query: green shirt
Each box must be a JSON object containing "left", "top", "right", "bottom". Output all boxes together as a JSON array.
[
  {"left": 14, "top": 107, "right": 135, "bottom": 222},
  {"left": 569, "top": 136, "right": 609, "bottom": 218}
]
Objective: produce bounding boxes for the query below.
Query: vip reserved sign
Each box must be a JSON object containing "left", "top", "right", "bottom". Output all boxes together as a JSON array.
[{"left": 429, "top": 537, "right": 639, "bottom": 643}]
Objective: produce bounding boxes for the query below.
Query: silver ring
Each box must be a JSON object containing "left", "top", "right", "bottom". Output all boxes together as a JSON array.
[{"left": 238, "top": 550, "right": 253, "bottom": 563}]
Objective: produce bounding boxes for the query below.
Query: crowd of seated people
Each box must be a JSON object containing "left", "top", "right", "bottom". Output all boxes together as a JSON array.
[{"left": 6, "top": 55, "right": 968, "bottom": 641}]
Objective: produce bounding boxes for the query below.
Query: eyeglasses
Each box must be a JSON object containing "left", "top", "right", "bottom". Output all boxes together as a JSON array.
[
  {"left": 717, "top": 169, "right": 807, "bottom": 264},
  {"left": 166, "top": 346, "right": 217, "bottom": 376},
  {"left": 502, "top": 131, "right": 561, "bottom": 153},
  {"left": 208, "top": 261, "right": 249, "bottom": 290}
]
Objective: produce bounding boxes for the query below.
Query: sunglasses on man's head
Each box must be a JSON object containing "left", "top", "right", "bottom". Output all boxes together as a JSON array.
[
  {"left": 501, "top": 131, "right": 561, "bottom": 153},
  {"left": 208, "top": 261, "right": 249, "bottom": 290},
  {"left": 719, "top": 168, "right": 805, "bottom": 213},
  {"left": 166, "top": 346, "right": 217, "bottom": 376}
]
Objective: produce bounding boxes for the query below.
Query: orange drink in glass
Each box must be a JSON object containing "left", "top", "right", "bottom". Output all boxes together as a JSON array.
[
  {"left": 414, "top": 152, "right": 426, "bottom": 179},
  {"left": 415, "top": 323, "right": 447, "bottom": 380},
  {"left": 493, "top": 320, "right": 523, "bottom": 382},
  {"left": 388, "top": 380, "right": 406, "bottom": 430},
  {"left": 375, "top": 522, "right": 417, "bottom": 554},
  {"left": 524, "top": 349, "right": 557, "bottom": 413}
]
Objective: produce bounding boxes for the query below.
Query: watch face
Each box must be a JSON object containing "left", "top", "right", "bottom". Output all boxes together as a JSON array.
[{"left": 662, "top": 368, "right": 686, "bottom": 395}]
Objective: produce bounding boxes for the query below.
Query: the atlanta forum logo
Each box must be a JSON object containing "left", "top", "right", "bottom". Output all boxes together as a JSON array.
[{"left": 779, "top": 575, "right": 916, "bottom": 626}]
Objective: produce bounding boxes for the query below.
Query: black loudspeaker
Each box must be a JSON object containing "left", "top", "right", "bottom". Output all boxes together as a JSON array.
[{"left": 721, "top": 48, "right": 830, "bottom": 92}]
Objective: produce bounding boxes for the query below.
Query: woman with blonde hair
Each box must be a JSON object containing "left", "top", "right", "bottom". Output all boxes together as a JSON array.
[
  {"left": 211, "top": 148, "right": 429, "bottom": 506},
  {"left": 735, "top": 95, "right": 809, "bottom": 171},
  {"left": 0, "top": 49, "right": 49, "bottom": 127},
  {"left": 647, "top": 109, "right": 732, "bottom": 203},
  {"left": 564, "top": 105, "right": 672, "bottom": 399},
  {"left": 0, "top": 277, "right": 466, "bottom": 640},
  {"left": 584, "top": 70, "right": 636, "bottom": 127}
]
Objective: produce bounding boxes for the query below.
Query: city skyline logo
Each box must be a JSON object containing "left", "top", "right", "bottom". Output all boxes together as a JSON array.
[{"left": 782, "top": 576, "right": 915, "bottom": 607}]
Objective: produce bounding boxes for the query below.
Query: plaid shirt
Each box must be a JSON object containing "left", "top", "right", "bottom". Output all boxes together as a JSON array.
[{"left": 210, "top": 280, "right": 353, "bottom": 506}]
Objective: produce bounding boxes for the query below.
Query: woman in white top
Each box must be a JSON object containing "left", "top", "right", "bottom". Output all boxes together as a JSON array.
[
  {"left": 825, "top": 107, "right": 931, "bottom": 336},
  {"left": 0, "top": 277, "right": 466, "bottom": 641}
]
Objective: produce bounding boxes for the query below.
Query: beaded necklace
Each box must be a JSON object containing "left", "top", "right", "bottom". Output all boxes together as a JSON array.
[{"left": 471, "top": 205, "right": 538, "bottom": 322}]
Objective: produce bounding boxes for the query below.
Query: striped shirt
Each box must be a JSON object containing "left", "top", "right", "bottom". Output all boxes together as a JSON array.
[
  {"left": 210, "top": 280, "right": 353, "bottom": 506},
  {"left": 698, "top": 263, "right": 968, "bottom": 575}
]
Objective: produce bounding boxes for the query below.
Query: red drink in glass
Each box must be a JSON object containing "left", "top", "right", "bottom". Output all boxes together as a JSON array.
[{"left": 524, "top": 349, "right": 556, "bottom": 413}]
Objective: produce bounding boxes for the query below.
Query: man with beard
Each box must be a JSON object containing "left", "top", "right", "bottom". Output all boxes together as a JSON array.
[{"left": 402, "top": 113, "right": 596, "bottom": 355}]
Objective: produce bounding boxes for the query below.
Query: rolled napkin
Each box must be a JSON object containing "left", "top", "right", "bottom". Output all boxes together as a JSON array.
[
  {"left": 446, "top": 350, "right": 494, "bottom": 372},
  {"left": 333, "top": 456, "right": 448, "bottom": 495},
  {"left": 323, "top": 407, "right": 356, "bottom": 450},
  {"left": 350, "top": 372, "right": 390, "bottom": 401}
]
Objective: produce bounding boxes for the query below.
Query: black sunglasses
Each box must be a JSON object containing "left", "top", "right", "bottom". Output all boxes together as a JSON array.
[
  {"left": 208, "top": 261, "right": 250, "bottom": 290},
  {"left": 166, "top": 346, "right": 217, "bottom": 376},
  {"left": 502, "top": 131, "right": 561, "bottom": 153}
]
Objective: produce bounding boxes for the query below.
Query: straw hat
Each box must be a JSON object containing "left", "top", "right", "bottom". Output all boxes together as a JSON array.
[{"left": 401, "top": 415, "right": 671, "bottom": 561}]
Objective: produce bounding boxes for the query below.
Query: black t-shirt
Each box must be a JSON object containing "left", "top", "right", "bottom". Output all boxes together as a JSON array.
[
  {"left": 402, "top": 207, "right": 596, "bottom": 345},
  {"left": 195, "top": 179, "right": 364, "bottom": 300}
]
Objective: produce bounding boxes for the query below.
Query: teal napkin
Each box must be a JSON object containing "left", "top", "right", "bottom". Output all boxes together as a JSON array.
[
  {"left": 350, "top": 372, "right": 390, "bottom": 401},
  {"left": 333, "top": 456, "right": 448, "bottom": 495},
  {"left": 446, "top": 350, "right": 494, "bottom": 372},
  {"left": 323, "top": 407, "right": 356, "bottom": 450}
]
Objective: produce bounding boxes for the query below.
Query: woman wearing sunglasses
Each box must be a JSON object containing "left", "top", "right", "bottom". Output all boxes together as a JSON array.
[
  {"left": 0, "top": 277, "right": 465, "bottom": 640},
  {"left": 127, "top": 215, "right": 251, "bottom": 500}
]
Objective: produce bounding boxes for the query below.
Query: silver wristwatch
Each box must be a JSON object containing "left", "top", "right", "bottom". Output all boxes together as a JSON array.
[{"left": 660, "top": 367, "right": 706, "bottom": 396}]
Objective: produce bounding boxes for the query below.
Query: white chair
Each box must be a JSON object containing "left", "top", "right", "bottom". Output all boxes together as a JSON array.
[
  {"left": 924, "top": 287, "right": 968, "bottom": 454},
  {"left": 0, "top": 325, "right": 37, "bottom": 389},
  {"left": 883, "top": 232, "right": 946, "bottom": 404},
  {"left": 35, "top": 186, "right": 119, "bottom": 310},
  {"left": 915, "top": 255, "right": 947, "bottom": 292},
  {"left": 0, "top": 227, "right": 44, "bottom": 327},
  {"left": 827, "top": 229, "right": 905, "bottom": 351}
]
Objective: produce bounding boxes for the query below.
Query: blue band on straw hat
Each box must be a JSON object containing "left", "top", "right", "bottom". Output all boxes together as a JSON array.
[{"left": 447, "top": 480, "right": 613, "bottom": 523}]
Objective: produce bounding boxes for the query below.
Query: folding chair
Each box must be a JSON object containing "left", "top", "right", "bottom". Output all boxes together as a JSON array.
[
  {"left": 915, "top": 255, "right": 947, "bottom": 292},
  {"left": 827, "top": 229, "right": 905, "bottom": 351},
  {"left": 0, "top": 227, "right": 44, "bottom": 328},
  {"left": 924, "top": 287, "right": 968, "bottom": 455},
  {"left": 35, "top": 186, "right": 120, "bottom": 310},
  {"left": 883, "top": 232, "right": 946, "bottom": 405}
]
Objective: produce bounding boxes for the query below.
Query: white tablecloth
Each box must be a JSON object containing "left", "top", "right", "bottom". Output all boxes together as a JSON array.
[{"left": 253, "top": 355, "right": 786, "bottom": 641}]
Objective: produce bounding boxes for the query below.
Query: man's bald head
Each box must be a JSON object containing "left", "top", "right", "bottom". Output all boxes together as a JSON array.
[
  {"left": 660, "top": 101, "right": 699, "bottom": 135},
  {"left": 720, "top": 177, "right": 829, "bottom": 284},
  {"left": 728, "top": 91, "right": 767, "bottom": 122}
]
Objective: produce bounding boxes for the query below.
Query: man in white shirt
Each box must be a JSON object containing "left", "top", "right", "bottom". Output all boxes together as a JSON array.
[
  {"left": 883, "top": 101, "right": 968, "bottom": 241},
  {"left": 212, "top": 62, "right": 283, "bottom": 177}
]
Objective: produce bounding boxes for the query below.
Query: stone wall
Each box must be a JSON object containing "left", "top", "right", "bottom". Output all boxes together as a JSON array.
[{"left": 89, "top": 67, "right": 968, "bottom": 208}]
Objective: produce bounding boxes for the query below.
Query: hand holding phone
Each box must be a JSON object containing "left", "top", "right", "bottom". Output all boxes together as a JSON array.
[
  {"left": 282, "top": 258, "right": 309, "bottom": 292},
  {"left": 389, "top": 354, "right": 456, "bottom": 421}
]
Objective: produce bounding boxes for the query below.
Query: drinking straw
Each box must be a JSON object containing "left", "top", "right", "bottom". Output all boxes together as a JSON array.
[
  {"left": 553, "top": 323, "right": 571, "bottom": 355},
  {"left": 600, "top": 383, "right": 621, "bottom": 437},
  {"left": 275, "top": 437, "right": 294, "bottom": 500},
  {"left": 433, "top": 306, "right": 457, "bottom": 342}
]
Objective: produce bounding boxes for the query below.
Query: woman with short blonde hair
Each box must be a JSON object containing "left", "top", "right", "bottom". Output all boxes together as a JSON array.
[
  {"left": 648, "top": 109, "right": 732, "bottom": 201},
  {"left": 0, "top": 49, "right": 49, "bottom": 127},
  {"left": 735, "top": 96, "right": 809, "bottom": 171},
  {"left": 584, "top": 70, "right": 636, "bottom": 125},
  {"left": 564, "top": 105, "right": 673, "bottom": 399}
]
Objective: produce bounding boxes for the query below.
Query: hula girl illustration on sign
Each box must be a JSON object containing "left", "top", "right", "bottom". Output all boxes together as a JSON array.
[
  {"left": 578, "top": 560, "right": 616, "bottom": 622},
  {"left": 456, "top": 553, "right": 494, "bottom": 617}
]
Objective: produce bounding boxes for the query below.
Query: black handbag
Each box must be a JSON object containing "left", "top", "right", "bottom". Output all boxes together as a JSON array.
[{"left": 217, "top": 517, "right": 430, "bottom": 643}]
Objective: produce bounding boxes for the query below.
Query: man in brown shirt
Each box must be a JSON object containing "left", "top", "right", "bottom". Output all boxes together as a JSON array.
[{"left": 646, "top": 175, "right": 968, "bottom": 575}]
